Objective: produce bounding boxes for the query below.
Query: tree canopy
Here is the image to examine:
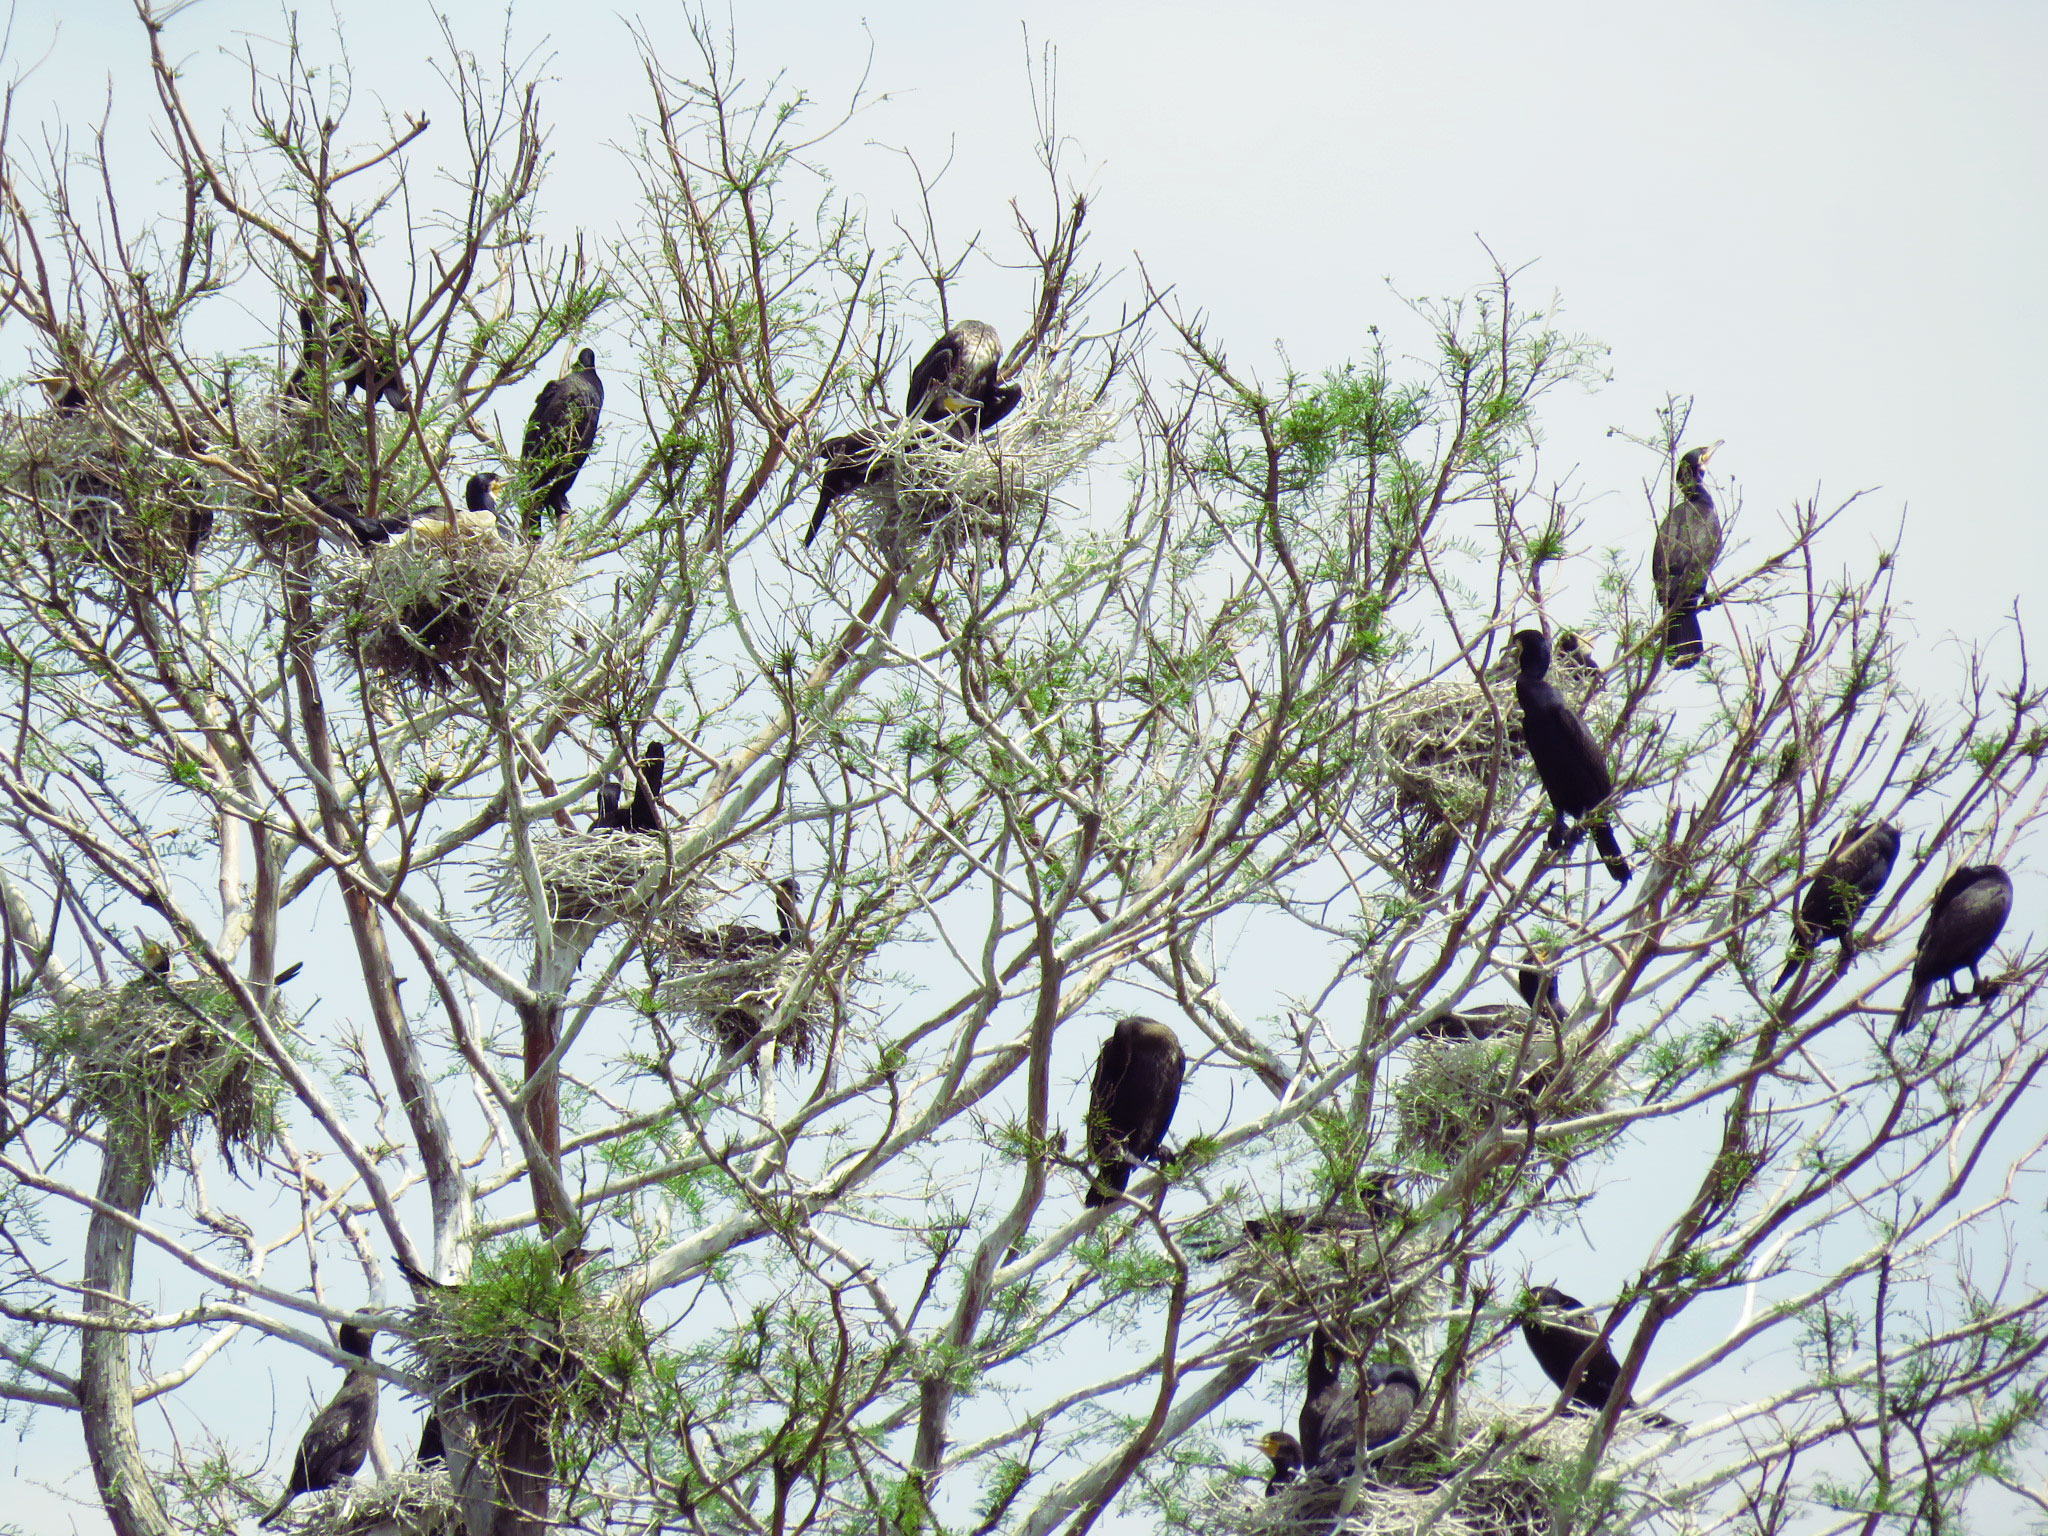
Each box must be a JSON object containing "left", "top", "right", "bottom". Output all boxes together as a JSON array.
[{"left": 0, "top": 10, "right": 2042, "bottom": 1536}]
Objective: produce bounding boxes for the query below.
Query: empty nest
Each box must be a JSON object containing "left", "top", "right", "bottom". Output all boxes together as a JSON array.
[{"left": 21, "top": 976, "right": 275, "bottom": 1177}]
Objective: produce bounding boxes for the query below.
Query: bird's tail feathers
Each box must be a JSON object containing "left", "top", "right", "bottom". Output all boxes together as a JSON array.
[
  {"left": 1084, "top": 1161, "right": 1131, "bottom": 1209},
  {"left": 1591, "top": 821, "right": 1631, "bottom": 884},
  {"left": 1772, "top": 947, "right": 1807, "bottom": 993},
  {"left": 1892, "top": 980, "right": 1931, "bottom": 1039},
  {"left": 1662, "top": 605, "right": 1705, "bottom": 669}
]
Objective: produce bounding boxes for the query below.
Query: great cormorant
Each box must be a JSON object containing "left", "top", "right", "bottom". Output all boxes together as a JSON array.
[
  {"left": 1893, "top": 864, "right": 2013, "bottom": 1036},
  {"left": 1082, "top": 1016, "right": 1185, "bottom": 1208},
  {"left": 1512, "top": 630, "right": 1629, "bottom": 883},
  {"left": 520, "top": 347, "right": 604, "bottom": 536},
  {"left": 1255, "top": 1430, "right": 1302, "bottom": 1495},
  {"left": 591, "top": 777, "right": 628, "bottom": 832},
  {"left": 1553, "top": 631, "right": 1603, "bottom": 699},
  {"left": 1774, "top": 821, "right": 1902, "bottom": 991},
  {"left": 309, "top": 489, "right": 414, "bottom": 548},
  {"left": 904, "top": 319, "right": 1023, "bottom": 436},
  {"left": 805, "top": 319, "right": 1020, "bottom": 547},
  {"left": 1652, "top": 444, "right": 1723, "bottom": 669},
  {"left": 624, "top": 741, "right": 666, "bottom": 834},
  {"left": 1310, "top": 1361, "right": 1424, "bottom": 1476},
  {"left": 1517, "top": 952, "right": 1565, "bottom": 1018},
  {"left": 1520, "top": 1286, "right": 1678, "bottom": 1429},
  {"left": 804, "top": 429, "right": 889, "bottom": 547},
  {"left": 258, "top": 1323, "right": 380, "bottom": 1526}
]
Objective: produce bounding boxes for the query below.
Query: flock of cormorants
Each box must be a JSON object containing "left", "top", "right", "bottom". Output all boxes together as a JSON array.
[{"left": 242, "top": 305, "right": 2022, "bottom": 1521}]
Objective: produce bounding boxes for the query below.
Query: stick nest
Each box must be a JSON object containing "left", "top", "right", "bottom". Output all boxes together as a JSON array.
[
  {"left": 1193, "top": 1194, "right": 1438, "bottom": 1343},
  {"left": 489, "top": 830, "right": 705, "bottom": 930},
  {"left": 265, "top": 1466, "right": 456, "bottom": 1536},
  {"left": 655, "top": 930, "right": 833, "bottom": 1069},
  {"left": 1394, "top": 1017, "right": 1611, "bottom": 1168},
  {"left": 402, "top": 1240, "right": 639, "bottom": 1447},
  {"left": 0, "top": 404, "right": 216, "bottom": 589},
  {"left": 20, "top": 978, "right": 276, "bottom": 1175},
  {"left": 328, "top": 534, "right": 571, "bottom": 694},
  {"left": 845, "top": 361, "right": 1117, "bottom": 560},
  {"left": 1206, "top": 1403, "right": 1607, "bottom": 1536},
  {"left": 1374, "top": 678, "right": 1510, "bottom": 827}
]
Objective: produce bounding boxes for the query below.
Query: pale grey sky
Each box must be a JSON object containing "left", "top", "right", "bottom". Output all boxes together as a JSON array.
[{"left": 4, "top": 2, "right": 2045, "bottom": 1529}]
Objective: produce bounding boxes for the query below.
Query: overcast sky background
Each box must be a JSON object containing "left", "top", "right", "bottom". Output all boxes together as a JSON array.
[{"left": 4, "top": 2, "right": 2046, "bottom": 1530}]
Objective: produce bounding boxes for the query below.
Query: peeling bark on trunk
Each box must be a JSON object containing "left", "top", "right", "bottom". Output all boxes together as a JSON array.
[{"left": 78, "top": 1127, "right": 171, "bottom": 1536}]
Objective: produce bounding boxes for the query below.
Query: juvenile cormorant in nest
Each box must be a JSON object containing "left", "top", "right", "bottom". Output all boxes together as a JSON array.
[
  {"left": 905, "top": 319, "right": 1022, "bottom": 436},
  {"left": 1254, "top": 1431, "right": 1302, "bottom": 1495},
  {"left": 308, "top": 472, "right": 502, "bottom": 548},
  {"left": 1652, "top": 443, "right": 1723, "bottom": 669},
  {"left": 520, "top": 348, "right": 604, "bottom": 536},
  {"left": 1893, "top": 864, "right": 2013, "bottom": 1036},
  {"left": 1774, "top": 821, "right": 1901, "bottom": 991},
  {"left": 1520, "top": 1286, "right": 1678, "bottom": 1429},
  {"left": 804, "top": 319, "right": 1021, "bottom": 547},
  {"left": 1512, "top": 630, "right": 1629, "bottom": 883},
  {"left": 1308, "top": 1360, "right": 1424, "bottom": 1477},
  {"left": 624, "top": 741, "right": 665, "bottom": 834},
  {"left": 591, "top": 776, "right": 628, "bottom": 832},
  {"left": 258, "top": 1322, "right": 380, "bottom": 1525},
  {"left": 1553, "top": 631, "right": 1603, "bottom": 698},
  {"left": 1082, "top": 1016, "right": 1185, "bottom": 1208}
]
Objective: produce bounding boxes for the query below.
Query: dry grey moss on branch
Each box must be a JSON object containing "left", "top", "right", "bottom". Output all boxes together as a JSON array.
[
  {"left": 0, "top": 403, "right": 217, "bottom": 588},
  {"left": 327, "top": 532, "right": 572, "bottom": 694},
  {"left": 19, "top": 976, "right": 277, "bottom": 1174},
  {"left": 840, "top": 361, "right": 1118, "bottom": 559}
]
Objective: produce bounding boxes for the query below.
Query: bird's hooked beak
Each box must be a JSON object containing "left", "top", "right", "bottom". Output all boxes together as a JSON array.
[
  {"left": 1698, "top": 439, "right": 1724, "bottom": 465},
  {"left": 933, "top": 383, "right": 982, "bottom": 415}
]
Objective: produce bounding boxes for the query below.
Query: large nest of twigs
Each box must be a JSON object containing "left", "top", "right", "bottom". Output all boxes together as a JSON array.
[
  {"left": 327, "top": 532, "right": 571, "bottom": 693},
  {"left": 490, "top": 830, "right": 695, "bottom": 929},
  {"left": 226, "top": 392, "right": 437, "bottom": 552},
  {"left": 20, "top": 977, "right": 276, "bottom": 1175},
  {"left": 655, "top": 929, "right": 833, "bottom": 1069},
  {"left": 839, "top": 361, "right": 1118, "bottom": 561},
  {"left": 1394, "top": 1014, "right": 1610, "bottom": 1169},
  {"left": 265, "top": 1466, "right": 456, "bottom": 1536},
  {"left": 1205, "top": 1402, "right": 1610, "bottom": 1536},
  {"left": 403, "top": 1240, "right": 639, "bottom": 1453},
  {"left": 0, "top": 403, "right": 217, "bottom": 589},
  {"left": 1374, "top": 677, "right": 1510, "bottom": 827},
  {"left": 1190, "top": 1191, "right": 1438, "bottom": 1344}
]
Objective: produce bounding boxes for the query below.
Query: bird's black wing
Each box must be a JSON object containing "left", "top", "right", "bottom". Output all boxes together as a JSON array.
[
  {"left": 1138, "top": 1041, "right": 1185, "bottom": 1162},
  {"left": 904, "top": 333, "right": 962, "bottom": 421}
]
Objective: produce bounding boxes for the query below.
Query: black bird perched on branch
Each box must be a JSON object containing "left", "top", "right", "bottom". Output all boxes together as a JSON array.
[
  {"left": 1254, "top": 1430, "right": 1302, "bottom": 1496},
  {"left": 1083, "top": 1016, "right": 1185, "bottom": 1208},
  {"left": 1512, "top": 630, "right": 1629, "bottom": 884},
  {"left": 520, "top": 348, "right": 604, "bottom": 536},
  {"left": 1520, "top": 1286, "right": 1678, "bottom": 1430},
  {"left": 258, "top": 1323, "right": 380, "bottom": 1526},
  {"left": 804, "top": 320, "right": 1022, "bottom": 548},
  {"left": 1652, "top": 442, "right": 1723, "bottom": 669},
  {"left": 1517, "top": 951, "right": 1565, "bottom": 1018},
  {"left": 1774, "top": 821, "right": 1902, "bottom": 991},
  {"left": 1893, "top": 865, "right": 2013, "bottom": 1037},
  {"left": 1553, "top": 631, "right": 1603, "bottom": 700},
  {"left": 624, "top": 741, "right": 666, "bottom": 834}
]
